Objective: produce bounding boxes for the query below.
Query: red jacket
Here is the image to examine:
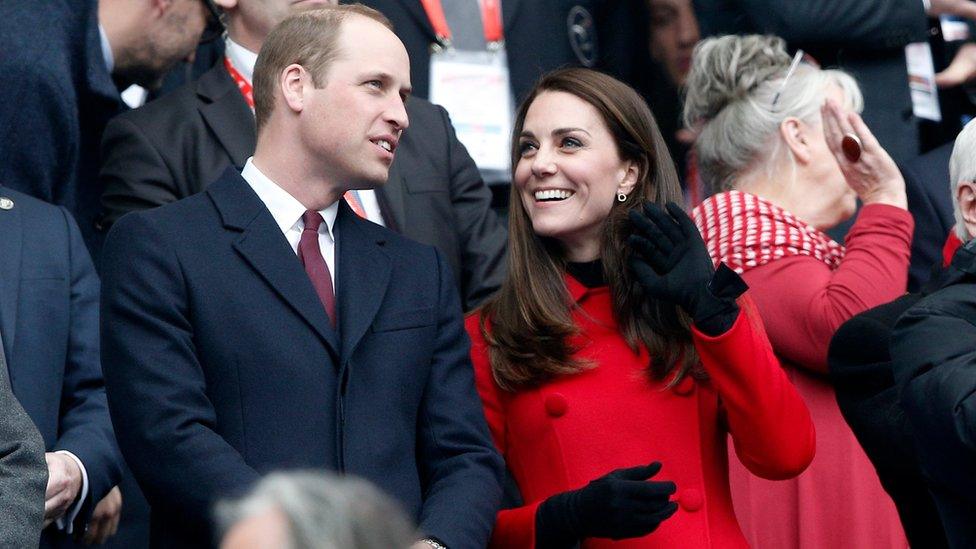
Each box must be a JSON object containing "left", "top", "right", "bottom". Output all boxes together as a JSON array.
[{"left": 466, "top": 275, "right": 815, "bottom": 548}]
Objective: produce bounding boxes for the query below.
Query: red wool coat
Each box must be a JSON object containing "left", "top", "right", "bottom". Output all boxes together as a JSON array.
[{"left": 466, "top": 275, "right": 816, "bottom": 548}]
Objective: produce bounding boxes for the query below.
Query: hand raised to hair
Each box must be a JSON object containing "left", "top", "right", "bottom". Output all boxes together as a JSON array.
[
  {"left": 821, "top": 98, "right": 906, "bottom": 209},
  {"left": 628, "top": 202, "right": 715, "bottom": 318},
  {"left": 535, "top": 461, "right": 678, "bottom": 545}
]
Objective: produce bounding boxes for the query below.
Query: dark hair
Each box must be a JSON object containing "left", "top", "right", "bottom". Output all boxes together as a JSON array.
[
  {"left": 479, "top": 67, "right": 700, "bottom": 391},
  {"left": 252, "top": 5, "right": 393, "bottom": 133}
]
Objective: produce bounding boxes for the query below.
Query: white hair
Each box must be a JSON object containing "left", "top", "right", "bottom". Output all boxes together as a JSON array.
[
  {"left": 215, "top": 471, "right": 417, "bottom": 549},
  {"left": 949, "top": 118, "right": 976, "bottom": 241},
  {"left": 683, "top": 35, "right": 863, "bottom": 193}
]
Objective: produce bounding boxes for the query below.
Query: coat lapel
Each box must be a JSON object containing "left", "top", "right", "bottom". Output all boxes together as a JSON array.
[
  {"left": 197, "top": 65, "right": 257, "bottom": 170},
  {"left": 335, "top": 201, "right": 391, "bottom": 366},
  {"left": 207, "top": 171, "right": 339, "bottom": 355},
  {"left": 0, "top": 193, "right": 21, "bottom": 360}
]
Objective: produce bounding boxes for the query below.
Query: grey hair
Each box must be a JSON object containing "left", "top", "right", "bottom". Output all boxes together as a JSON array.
[
  {"left": 215, "top": 472, "right": 417, "bottom": 549},
  {"left": 683, "top": 35, "right": 864, "bottom": 192},
  {"left": 949, "top": 118, "right": 976, "bottom": 241}
]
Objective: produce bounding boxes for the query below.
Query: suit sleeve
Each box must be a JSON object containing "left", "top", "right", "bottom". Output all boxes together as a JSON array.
[
  {"left": 100, "top": 212, "right": 260, "bottom": 532},
  {"left": 438, "top": 106, "right": 508, "bottom": 311},
  {"left": 466, "top": 314, "right": 542, "bottom": 549},
  {"left": 0, "top": 356, "right": 47, "bottom": 548},
  {"left": 741, "top": 204, "right": 914, "bottom": 373},
  {"left": 415, "top": 249, "right": 504, "bottom": 548},
  {"left": 51, "top": 207, "right": 122, "bottom": 525},
  {"left": 695, "top": 0, "right": 927, "bottom": 50},
  {"left": 99, "top": 115, "right": 182, "bottom": 228},
  {"left": 693, "top": 297, "right": 815, "bottom": 480}
]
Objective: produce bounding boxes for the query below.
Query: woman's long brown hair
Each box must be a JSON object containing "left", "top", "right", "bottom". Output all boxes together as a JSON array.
[{"left": 479, "top": 68, "right": 701, "bottom": 391}]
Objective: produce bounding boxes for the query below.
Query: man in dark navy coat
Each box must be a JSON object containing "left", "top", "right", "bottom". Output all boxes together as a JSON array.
[
  {"left": 100, "top": 6, "right": 503, "bottom": 548},
  {"left": 0, "top": 186, "right": 122, "bottom": 546},
  {"left": 0, "top": 0, "right": 211, "bottom": 256}
]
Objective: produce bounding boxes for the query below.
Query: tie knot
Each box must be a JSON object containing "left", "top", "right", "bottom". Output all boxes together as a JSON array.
[{"left": 302, "top": 210, "right": 324, "bottom": 232}]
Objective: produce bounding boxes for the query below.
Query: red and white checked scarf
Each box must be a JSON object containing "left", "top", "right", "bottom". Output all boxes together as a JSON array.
[{"left": 691, "top": 190, "right": 845, "bottom": 274}]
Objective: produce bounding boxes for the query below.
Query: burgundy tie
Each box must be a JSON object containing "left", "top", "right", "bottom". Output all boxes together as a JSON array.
[{"left": 297, "top": 210, "right": 336, "bottom": 326}]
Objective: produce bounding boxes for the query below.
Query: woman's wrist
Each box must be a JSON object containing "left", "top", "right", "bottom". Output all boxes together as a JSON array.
[{"left": 859, "top": 187, "right": 908, "bottom": 210}]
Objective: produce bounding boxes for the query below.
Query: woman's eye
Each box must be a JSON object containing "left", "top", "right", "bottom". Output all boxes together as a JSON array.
[
  {"left": 561, "top": 137, "right": 583, "bottom": 149},
  {"left": 518, "top": 141, "right": 537, "bottom": 156}
]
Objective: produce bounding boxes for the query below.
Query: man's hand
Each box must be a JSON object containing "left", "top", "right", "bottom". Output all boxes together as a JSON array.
[
  {"left": 84, "top": 486, "right": 122, "bottom": 545},
  {"left": 928, "top": 0, "right": 976, "bottom": 20},
  {"left": 43, "top": 452, "right": 83, "bottom": 527},
  {"left": 936, "top": 42, "right": 976, "bottom": 88}
]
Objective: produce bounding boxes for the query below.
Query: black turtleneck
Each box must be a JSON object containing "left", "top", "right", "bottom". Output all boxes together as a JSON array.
[{"left": 566, "top": 259, "right": 605, "bottom": 288}]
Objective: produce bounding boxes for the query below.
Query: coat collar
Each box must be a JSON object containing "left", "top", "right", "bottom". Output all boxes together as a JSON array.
[
  {"left": 0, "top": 190, "right": 21, "bottom": 359},
  {"left": 207, "top": 169, "right": 340, "bottom": 355},
  {"left": 196, "top": 63, "right": 256, "bottom": 170}
]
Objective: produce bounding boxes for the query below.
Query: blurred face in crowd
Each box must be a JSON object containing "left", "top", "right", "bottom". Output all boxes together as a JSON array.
[
  {"left": 218, "top": 0, "right": 337, "bottom": 48},
  {"left": 514, "top": 91, "right": 638, "bottom": 261},
  {"left": 647, "top": 0, "right": 700, "bottom": 87},
  {"left": 117, "top": 0, "right": 210, "bottom": 88},
  {"left": 783, "top": 84, "right": 857, "bottom": 228},
  {"left": 220, "top": 507, "right": 290, "bottom": 549},
  {"left": 294, "top": 16, "right": 410, "bottom": 190}
]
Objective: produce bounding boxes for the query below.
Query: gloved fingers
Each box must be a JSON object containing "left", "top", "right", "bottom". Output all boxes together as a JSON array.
[
  {"left": 663, "top": 202, "right": 697, "bottom": 239},
  {"left": 645, "top": 501, "right": 680, "bottom": 523},
  {"left": 642, "top": 202, "right": 684, "bottom": 246},
  {"left": 630, "top": 479, "right": 677, "bottom": 499},
  {"left": 607, "top": 461, "right": 663, "bottom": 481},
  {"left": 628, "top": 236, "right": 669, "bottom": 273},
  {"left": 629, "top": 209, "right": 674, "bottom": 254},
  {"left": 629, "top": 257, "right": 667, "bottom": 285}
]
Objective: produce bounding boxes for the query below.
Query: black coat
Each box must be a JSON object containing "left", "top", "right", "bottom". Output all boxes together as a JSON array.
[
  {"left": 828, "top": 292, "right": 949, "bottom": 548},
  {"left": 356, "top": 0, "right": 651, "bottom": 103},
  {"left": 98, "top": 63, "right": 506, "bottom": 311},
  {"left": 892, "top": 238, "right": 976, "bottom": 548},
  {"left": 901, "top": 142, "right": 955, "bottom": 292}
]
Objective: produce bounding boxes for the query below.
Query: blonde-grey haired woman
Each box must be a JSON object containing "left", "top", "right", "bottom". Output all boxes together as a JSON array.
[{"left": 685, "top": 35, "right": 912, "bottom": 547}]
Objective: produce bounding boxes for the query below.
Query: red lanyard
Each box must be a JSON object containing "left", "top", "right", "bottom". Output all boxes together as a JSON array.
[
  {"left": 419, "top": 0, "right": 503, "bottom": 46},
  {"left": 223, "top": 55, "right": 368, "bottom": 219},
  {"left": 224, "top": 56, "right": 254, "bottom": 109}
]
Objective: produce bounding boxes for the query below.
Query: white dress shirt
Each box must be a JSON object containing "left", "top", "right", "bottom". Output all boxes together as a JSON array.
[
  {"left": 228, "top": 37, "right": 385, "bottom": 226},
  {"left": 241, "top": 158, "right": 339, "bottom": 287}
]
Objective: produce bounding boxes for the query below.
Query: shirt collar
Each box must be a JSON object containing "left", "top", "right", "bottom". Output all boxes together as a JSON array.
[
  {"left": 98, "top": 24, "right": 114, "bottom": 73},
  {"left": 225, "top": 36, "right": 258, "bottom": 84},
  {"left": 241, "top": 157, "right": 338, "bottom": 240}
]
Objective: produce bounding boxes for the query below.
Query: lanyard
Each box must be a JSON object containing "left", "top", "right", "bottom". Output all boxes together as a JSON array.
[
  {"left": 223, "top": 56, "right": 368, "bottom": 219},
  {"left": 419, "top": 0, "right": 503, "bottom": 47}
]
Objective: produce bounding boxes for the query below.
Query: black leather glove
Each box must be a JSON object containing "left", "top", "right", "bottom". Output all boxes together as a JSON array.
[
  {"left": 535, "top": 462, "right": 678, "bottom": 548},
  {"left": 628, "top": 202, "right": 746, "bottom": 336}
]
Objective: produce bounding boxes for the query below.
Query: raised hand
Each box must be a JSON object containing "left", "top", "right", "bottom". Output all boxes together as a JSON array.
[
  {"left": 536, "top": 461, "right": 678, "bottom": 546},
  {"left": 627, "top": 201, "right": 715, "bottom": 317}
]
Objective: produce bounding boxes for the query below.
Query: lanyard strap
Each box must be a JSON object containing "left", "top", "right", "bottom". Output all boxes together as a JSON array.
[
  {"left": 224, "top": 56, "right": 255, "bottom": 109},
  {"left": 419, "top": 0, "right": 503, "bottom": 45}
]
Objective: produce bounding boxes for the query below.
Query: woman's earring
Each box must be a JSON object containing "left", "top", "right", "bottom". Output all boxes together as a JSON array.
[{"left": 617, "top": 191, "right": 628, "bottom": 202}]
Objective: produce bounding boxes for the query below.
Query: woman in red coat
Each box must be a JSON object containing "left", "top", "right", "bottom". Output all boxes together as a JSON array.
[
  {"left": 685, "top": 35, "right": 913, "bottom": 547},
  {"left": 466, "top": 67, "right": 815, "bottom": 548}
]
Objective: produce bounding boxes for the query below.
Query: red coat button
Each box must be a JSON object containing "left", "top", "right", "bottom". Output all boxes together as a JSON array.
[
  {"left": 672, "top": 376, "right": 695, "bottom": 396},
  {"left": 678, "top": 488, "right": 703, "bottom": 512},
  {"left": 544, "top": 393, "right": 568, "bottom": 417}
]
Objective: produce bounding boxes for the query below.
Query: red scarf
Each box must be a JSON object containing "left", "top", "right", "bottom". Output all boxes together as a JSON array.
[{"left": 692, "top": 190, "right": 846, "bottom": 274}]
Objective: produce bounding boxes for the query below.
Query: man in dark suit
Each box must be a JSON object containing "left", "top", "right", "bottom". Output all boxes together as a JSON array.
[
  {"left": 0, "top": 187, "right": 123, "bottom": 546},
  {"left": 100, "top": 6, "right": 503, "bottom": 548},
  {"left": 0, "top": 0, "right": 212, "bottom": 256},
  {"left": 901, "top": 142, "right": 956, "bottom": 290},
  {"left": 99, "top": 0, "right": 507, "bottom": 312},
  {"left": 352, "top": 0, "right": 650, "bottom": 104}
]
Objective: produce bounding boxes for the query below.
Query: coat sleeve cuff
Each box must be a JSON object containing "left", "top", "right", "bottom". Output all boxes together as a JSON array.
[{"left": 490, "top": 500, "right": 543, "bottom": 549}]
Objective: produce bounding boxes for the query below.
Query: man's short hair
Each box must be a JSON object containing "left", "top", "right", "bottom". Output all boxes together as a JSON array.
[
  {"left": 949, "top": 118, "right": 976, "bottom": 241},
  {"left": 252, "top": 5, "right": 393, "bottom": 133}
]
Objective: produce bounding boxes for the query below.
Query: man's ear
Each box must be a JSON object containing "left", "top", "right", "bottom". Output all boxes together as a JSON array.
[
  {"left": 617, "top": 161, "right": 640, "bottom": 198},
  {"left": 779, "top": 117, "right": 813, "bottom": 165},
  {"left": 280, "top": 64, "right": 307, "bottom": 114},
  {"left": 958, "top": 180, "right": 976, "bottom": 238}
]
